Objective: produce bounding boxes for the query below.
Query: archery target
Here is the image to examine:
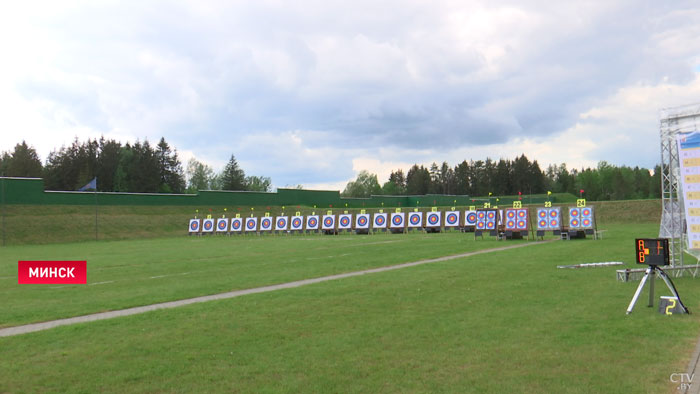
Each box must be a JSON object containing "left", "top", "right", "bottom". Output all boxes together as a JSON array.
[
  {"left": 408, "top": 212, "right": 422, "bottom": 228},
  {"left": 476, "top": 209, "right": 497, "bottom": 230},
  {"left": 216, "top": 218, "right": 229, "bottom": 232},
  {"left": 516, "top": 209, "right": 528, "bottom": 230},
  {"left": 188, "top": 219, "right": 200, "bottom": 233},
  {"left": 465, "top": 210, "right": 477, "bottom": 226},
  {"left": 548, "top": 208, "right": 561, "bottom": 229},
  {"left": 580, "top": 206, "right": 594, "bottom": 228},
  {"left": 202, "top": 218, "right": 215, "bottom": 233},
  {"left": 426, "top": 211, "right": 441, "bottom": 227},
  {"left": 291, "top": 216, "right": 303, "bottom": 231},
  {"left": 338, "top": 214, "right": 352, "bottom": 230},
  {"left": 445, "top": 211, "right": 460, "bottom": 227},
  {"left": 356, "top": 214, "right": 370, "bottom": 229},
  {"left": 245, "top": 217, "right": 258, "bottom": 232},
  {"left": 306, "top": 215, "right": 319, "bottom": 230},
  {"left": 260, "top": 217, "right": 273, "bottom": 231},
  {"left": 275, "top": 216, "right": 288, "bottom": 231},
  {"left": 230, "top": 217, "right": 243, "bottom": 232},
  {"left": 373, "top": 213, "right": 387, "bottom": 229},
  {"left": 504, "top": 209, "right": 517, "bottom": 230},
  {"left": 322, "top": 215, "right": 336, "bottom": 230},
  {"left": 569, "top": 208, "right": 581, "bottom": 228},
  {"left": 536, "top": 208, "right": 548, "bottom": 230},
  {"left": 391, "top": 212, "right": 405, "bottom": 228}
]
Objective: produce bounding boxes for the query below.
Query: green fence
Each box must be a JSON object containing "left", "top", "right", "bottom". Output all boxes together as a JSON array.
[{"left": 0, "top": 177, "right": 561, "bottom": 208}]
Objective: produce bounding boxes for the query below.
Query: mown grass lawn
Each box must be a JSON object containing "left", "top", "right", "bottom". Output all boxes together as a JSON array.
[{"left": 1, "top": 222, "right": 698, "bottom": 393}]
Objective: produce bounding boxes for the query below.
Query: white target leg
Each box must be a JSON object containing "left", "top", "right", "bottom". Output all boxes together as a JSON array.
[{"left": 626, "top": 268, "right": 652, "bottom": 314}]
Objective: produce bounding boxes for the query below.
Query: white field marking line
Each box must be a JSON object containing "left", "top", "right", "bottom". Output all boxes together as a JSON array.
[
  {"left": 0, "top": 241, "right": 552, "bottom": 338},
  {"left": 150, "top": 272, "right": 190, "bottom": 279},
  {"left": 88, "top": 281, "right": 115, "bottom": 286}
]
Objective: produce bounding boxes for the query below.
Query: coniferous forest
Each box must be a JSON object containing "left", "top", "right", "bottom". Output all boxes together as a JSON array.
[{"left": 0, "top": 138, "right": 660, "bottom": 201}]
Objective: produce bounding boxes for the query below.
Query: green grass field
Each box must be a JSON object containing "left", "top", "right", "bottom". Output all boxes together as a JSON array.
[{"left": 1, "top": 199, "right": 696, "bottom": 393}]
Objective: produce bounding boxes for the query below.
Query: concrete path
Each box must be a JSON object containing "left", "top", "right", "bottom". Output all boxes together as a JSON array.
[{"left": 0, "top": 241, "right": 548, "bottom": 338}]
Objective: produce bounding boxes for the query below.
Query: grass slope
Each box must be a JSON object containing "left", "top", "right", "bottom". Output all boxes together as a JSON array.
[{"left": 1, "top": 222, "right": 698, "bottom": 393}]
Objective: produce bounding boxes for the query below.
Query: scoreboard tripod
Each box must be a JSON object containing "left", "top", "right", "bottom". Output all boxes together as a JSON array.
[{"left": 626, "top": 238, "right": 689, "bottom": 315}]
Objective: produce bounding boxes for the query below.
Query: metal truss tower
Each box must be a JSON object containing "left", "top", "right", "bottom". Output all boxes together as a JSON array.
[{"left": 659, "top": 103, "right": 700, "bottom": 276}]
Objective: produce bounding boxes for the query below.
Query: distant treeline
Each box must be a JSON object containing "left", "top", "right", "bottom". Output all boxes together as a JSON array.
[
  {"left": 343, "top": 155, "right": 661, "bottom": 201},
  {"left": 0, "top": 138, "right": 271, "bottom": 193}
]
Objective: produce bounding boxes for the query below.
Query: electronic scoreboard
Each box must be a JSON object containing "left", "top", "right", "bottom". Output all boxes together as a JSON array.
[{"left": 635, "top": 238, "right": 669, "bottom": 266}]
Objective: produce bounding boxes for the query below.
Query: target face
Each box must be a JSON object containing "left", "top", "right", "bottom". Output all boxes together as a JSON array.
[
  {"left": 391, "top": 213, "right": 405, "bottom": 228},
  {"left": 445, "top": 211, "right": 459, "bottom": 227},
  {"left": 276, "top": 217, "right": 288, "bottom": 230},
  {"left": 517, "top": 220, "right": 526, "bottom": 229},
  {"left": 486, "top": 221, "right": 495, "bottom": 229},
  {"left": 356, "top": 214, "right": 370, "bottom": 229},
  {"left": 538, "top": 219, "right": 547, "bottom": 229},
  {"left": 291, "top": 217, "right": 303, "bottom": 230},
  {"left": 322, "top": 215, "right": 335, "bottom": 230},
  {"left": 477, "top": 211, "right": 486, "bottom": 220},
  {"left": 338, "top": 215, "right": 352, "bottom": 229},
  {"left": 582, "top": 208, "right": 592, "bottom": 217},
  {"left": 538, "top": 209, "right": 547, "bottom": 218},
  {"left": 374, "top": 213, "right": 387, "bottom": 228},
  {"left": 230, "top": 218, "right": 242, "bottom": 231},
  {"left": 506, "top": 220, "right": 516, "bottom": 229},
  {"left": 203, "top": 219, "right": 214, "bottom": 232},
  {"left": 408, "top": 212, "right": 422, "bottom": 227},
  {"left": 518, "top": 209, "right": 527, "bottom": 218},
  {"left": 582, "top": 218, "right": 592, "bottom": 228},
  {"left": 307, "top": 216, "right": 319, "bottom": 230},
  {"left": 570, "top": 208, "right": 580, "bottom": 217},
  {"left": 550, "top": 209, "right": 559, "bottom": 218},
  {"left": 465, "top": 211, "right": 477, "bottom": 226},
  {"left": 570, "top": 218, "right": 580, "bottom": 228},
  {"left": 260, "top": 218, "right": 272, "bottom": 231},
  {"left": 427, "top": 212, "right": 440, "bottom": 226},
  {"left": 506, "top": 210, "right": 516, "bottom": 219},
  {"left": 217, "top": 218, "right": 228, "bottom": 231},
  {"left": 245, "top": 218, "right": 258, "bottom": 231},
  {"left": 487, "top": 211, "right": 495, "bottom": 220},
  {"left": 550, "top": 219, "right": 559, "bottom": 227},
  {"left": 189, "top": 219, "right": 200, "bottom": 233},
  {"left": 477, "top": 221, "right": 485, "bottom": 229}
]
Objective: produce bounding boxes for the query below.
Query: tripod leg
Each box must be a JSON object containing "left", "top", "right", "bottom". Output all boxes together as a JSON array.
[
  {"left": 658, "top": 269, "right": 690, "bottom": 314},
  {"left": 648, "top": 268, "right": 655, "bottom": 307},
  {"left": 627, "top": 269, "right": 651, "bottom": 314}
]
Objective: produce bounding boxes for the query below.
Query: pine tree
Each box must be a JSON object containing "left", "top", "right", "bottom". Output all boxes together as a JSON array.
[{"left": 220, "top": 155, "right": 247, "bottom": 191}]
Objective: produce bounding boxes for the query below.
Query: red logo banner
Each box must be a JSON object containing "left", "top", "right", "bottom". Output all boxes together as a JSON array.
[{"left": 18, "top": 261, "right": 87, "bottom": 284}]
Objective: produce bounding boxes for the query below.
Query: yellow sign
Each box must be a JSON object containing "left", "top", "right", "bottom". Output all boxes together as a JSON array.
[
  {"left": 235, "top": 214, "right": 241, "bottom": 218},
  {"left": 689, "top": 208, "right": 700, "bottom": 217},
  {"left": 469, "top": 205, "right": 476, "bottom": 211},
  {"left": 688, "top": 192, "right": 700, "bottom": 200},
  {"left": 431, "top": 207, "right": 437, "bottom": 212},
  {"left": 379, "top": 209, "right": 384, "bottom": 213},
  {"left": 576, "top": 199, "right": 586, "bottom": 207},
  {"left": 413, "top": 208, "right": 418, "bottom": 212},
  {"left": 295, "top": 211, "right": 301, "bottom": 216},
  {"left": 683, "top": 158, "right": 700, "bottom": 167},
  {"left": 493, "top": 206, "right": 498, "bottom": 209},
  {"left": 544, "top": 201, "right": 552, "bottom": 208},
  {"left": 395, "top": 208, "right": 401, "bottom": 213},
  {"left": 360, "top": 209, "right": 366, "bottom": 214},
  {"left": 206, "top": 214, "right": 212, "bottom": 219},
  {"left": 344, "top": 210, "right": 348, "bottom": 214},
  {"left": 513, "top": 201, "right": 522, "bottom": 208},
  {"left": 327, "top": 210, "right": 333, "bottom": 215},
  {"left": 690, "top": 224, "right": 700, "bottom": 233},
  {"left": 686, "top": 175, "right": 700, "bottom": 183},
  {"left": 451, "top": 206, "right": 455, "bottom": 210},
  {"left": 265, "top": 212, "right": 270, "bottom": 217},
  {"left": 483, "top": 202, "right": 491, "bottom": 208}
]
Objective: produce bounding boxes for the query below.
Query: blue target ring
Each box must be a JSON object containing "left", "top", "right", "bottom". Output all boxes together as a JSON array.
[
  {"left": 324, "top": 218, "right": 333, "bottom": 227},
  {"left": 340, "top": 217, "right": 350, "bottom": 226},
  {"left": 410, "top": 215, "right": 420, "bottom": 224},
  {"left": 393, "top": 215, "right": 403, "bottom": 225},
  {"left": 262, "top": 219, "right": 271, "bottom": 228},
  {"left": 309, "top": 218, "right": 318, "bottom": 227},
  {"left": 358, "top": 216, "right": 368, "bottom": 226},
  {"left": 292, "top": 218, "right": 302, "bottom": 228},
  {"left": 375, "top": 216, "right": 385, "bottom": 226},
  {"left": 190, "top": 221, "right": 199, "bottom": 231},
  {"left": 428, "top": 214, "right": 438, "bottom": 225},
  {"left": 277, "top": 219, "right": 286, "bottom": 228},
  {"left": 218, "top": 220, "right": 227, "bottom": 230},
  {"left": 204, "top": 221, "right": 213, "bottom": 230},
  {"left": 246, "top": 220, "right": 256, "bottom": 229},
  {"left": 447, "top": 214, "right": 458, "bottom": 224},
  {"left": 232, "top": 220, "right": 241, "bottom": 230}
]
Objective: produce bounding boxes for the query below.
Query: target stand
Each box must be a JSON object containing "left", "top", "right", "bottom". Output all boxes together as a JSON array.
[{"left": 626, "top": 238, "right": 690, "bottom": 315}]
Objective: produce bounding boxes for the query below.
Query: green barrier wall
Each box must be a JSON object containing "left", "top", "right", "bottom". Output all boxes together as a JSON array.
[{"left": 0, "top": 177, "right": 558, "bottom": 208}]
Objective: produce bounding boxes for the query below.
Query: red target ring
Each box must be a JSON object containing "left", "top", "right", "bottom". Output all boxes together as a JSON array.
[
  {"left": 358, "top": 216, "right": 368, "bottom": 226},
  {"left": 447, "top": 214, "right": 458, "bottom": 224},
  {"left": 539, "top": 220, "right": 547, "bottom": 228},
  {"left": 190, "top": 221, "right": 199, "bottom": 230},
  {"left": 428, "top": 215, "right": 438, "bottom": 224},
  {"left": 324, "top": 218, "right": 333, "bottom": 227},
  {"left": 218, "top": 221, "right": 227, "bottom": 230},
  {"left": 393, "top": 216, "right": 403, "bottom": 225},
  {"left": 204, "top": 221, "right": 213, "bottom": 230},
  {"left": 507, "top": 211, "right": 515, "bottom": 219}
]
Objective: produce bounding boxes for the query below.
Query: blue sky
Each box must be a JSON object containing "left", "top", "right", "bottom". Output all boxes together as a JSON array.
[{"left": 1, "top": 1, "right": 699, "bottom": 190}]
